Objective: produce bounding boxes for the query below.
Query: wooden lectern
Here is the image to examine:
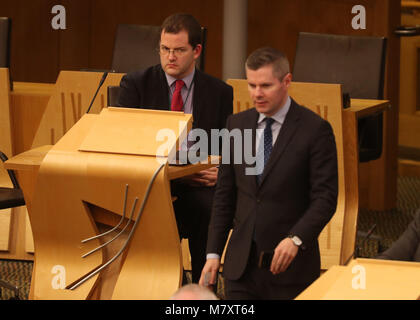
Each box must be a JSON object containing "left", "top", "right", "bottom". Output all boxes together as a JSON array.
[{"left": 7, "top": 106, "right": 214, "bottom": 300}]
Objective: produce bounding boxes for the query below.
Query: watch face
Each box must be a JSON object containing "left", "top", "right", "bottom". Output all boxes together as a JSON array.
[{"left": 292, "top": 236, "right": 302, "bottom": 246}]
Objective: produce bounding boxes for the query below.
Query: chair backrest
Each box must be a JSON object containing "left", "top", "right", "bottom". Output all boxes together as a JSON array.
[
  {"left": 293, "top": 32, "right": 387, "bottom": 99},
  {"left": 0, "top": 17, "right": 11, "bottom": 68},
  {"left": 293, "top": 32, "right": 387, "bottom": 162},
  {"left": 111, "top": 24, "right": 207, "bottom": 73},
  {"left": 226, "top": 79, "right": 359, "bottom": 269}
]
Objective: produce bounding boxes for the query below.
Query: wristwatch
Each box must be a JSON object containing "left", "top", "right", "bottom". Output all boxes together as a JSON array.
[{"left": 288, "top": 235, "right": 303, "bottom": 247}]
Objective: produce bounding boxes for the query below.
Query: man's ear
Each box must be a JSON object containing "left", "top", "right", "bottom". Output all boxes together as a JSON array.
[
  {"left": 284, "top": 72, "right": 292, "bottom": 88},
  {"left": 193, "top": 44, "right": 202, "bottom": 60}
]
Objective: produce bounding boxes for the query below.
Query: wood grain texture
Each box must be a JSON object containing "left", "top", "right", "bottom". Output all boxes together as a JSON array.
[
  {"left": 10, "top": 82, "right": 54, "bottom": 155},
  {"left": 0, "top": 68, "right": 14, "bottom": 253},
  {"left": 0, "top": 0, "right": 224, "bottom": 82},
  {"left": 297, "top": 258, "right": 420, "bottom": 300},
  {"left": 31, "top": 71, "right": 124, "bottom": 149},
  {"left": 7, "top": 108, "right": 218, "bottom": 299}
]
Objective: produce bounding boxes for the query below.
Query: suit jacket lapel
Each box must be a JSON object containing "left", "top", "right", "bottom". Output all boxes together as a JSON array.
[
  {"left": 157, "top": 66, "right": 171, "bottom": 109},
  {"left": 258, "top": 100, "right": 300, "bottom": 187}
]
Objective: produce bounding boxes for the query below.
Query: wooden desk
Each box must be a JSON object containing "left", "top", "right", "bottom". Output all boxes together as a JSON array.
[
  {"left": 6, "top": 146, "right": 218, "bottom": 185},
  {"left": 349, "top": 99, "right": 390, "bottom": 118},
  {"left": 5, "top": 109, "right": 218, "bottom": 300},
  {"left": 296, "top": 258, "right": 420, "bottom": 300}
]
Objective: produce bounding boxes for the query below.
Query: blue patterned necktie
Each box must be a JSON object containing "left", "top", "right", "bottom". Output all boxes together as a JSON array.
[{"left": 257, "top": 117, "right": 275, "bottom": 185}]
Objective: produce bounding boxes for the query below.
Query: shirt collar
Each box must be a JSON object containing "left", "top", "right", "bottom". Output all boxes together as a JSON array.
[
  {"left": 165, "top": 68, "right": 195, "bottom": 89},
  {"left": 257, "top": 95, "right": 291, "bottom": 125}
]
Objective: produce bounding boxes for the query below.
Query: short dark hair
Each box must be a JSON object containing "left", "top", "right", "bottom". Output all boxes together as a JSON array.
[
  {"left": 160, "top": 13, "right": 202, "bottom": 48},
  {"left": 246, "top": 47, "right": 290, "bottom": 80}
]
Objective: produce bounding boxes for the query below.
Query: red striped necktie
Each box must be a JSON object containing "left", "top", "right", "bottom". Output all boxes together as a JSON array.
[{"left": 171, "top": 80, "right": 185, "bottom": 111}]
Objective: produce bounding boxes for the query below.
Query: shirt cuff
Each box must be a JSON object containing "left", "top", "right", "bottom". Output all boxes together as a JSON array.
[{"left": 206, "top": 253, "right": 220, "bottom": 260}]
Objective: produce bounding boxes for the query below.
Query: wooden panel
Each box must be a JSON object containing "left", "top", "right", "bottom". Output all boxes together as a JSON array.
[
  {"left": 25, "top": 209, "right": 34, "bottom": 253},
  {"left": 0, "top": 206, "right": 34, "bottom": 261},
  {"left": 399, "top": 113, "right": 420, "bottom": 148},
  {"left": 181, "top": 239, "right": 191, "bottom": 271},
  {"left": 0, "top": 209, "right": 12, "bottom": 251},
  {"left": 0, "top": 68, "right": 13, "bottom": 253},
  {"left": 31, "top": 71, "right": 124, "bottom": 149},
  {"left": 0, "top": 0, "right": 59, "bottom": 83},
  {"left": 0, "top": 68, "right": 12, "bottom": 156},
  {"left": 248, "top": 0, "right": 383, "bottom": 67},
  {"left": 10, "top": 82, "right": 54, "bottom": 155},
  {"left": 0, "top": 0, "right": 224, "bottom": 82},
  {"left": 58, "top": 0, "right": 91, "bottom": 72},
  {"left": 0, "top": 146, "right": 52, "bottom": 261},
  {"left": 398, "top": 10, "right": 420, "bottom": 149},
  {"left": 79, "top": 107, "right": 191, "bottom": 157}
]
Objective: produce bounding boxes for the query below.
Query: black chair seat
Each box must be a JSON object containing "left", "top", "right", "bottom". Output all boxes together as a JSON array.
[{"left": 0, "top": 187, "right": 24, "bottom": 210}]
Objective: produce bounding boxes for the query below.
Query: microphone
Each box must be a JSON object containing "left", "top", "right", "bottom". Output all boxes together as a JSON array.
[
  {"left": 86, "top": 71, "right": 109, "bottom": 114},
  {"left": 344, "top": 223, "right": 377, "bottom": 265}
]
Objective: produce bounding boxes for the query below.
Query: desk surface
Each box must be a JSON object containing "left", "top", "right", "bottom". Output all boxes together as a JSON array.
[
  {"left": 349, "top": 99, "right": 390, "bottom": 118},
  {"left": 296, "top": 258, "right": 420, "bottom": 300},
  {"left": 5, "top": 145, "right": 218, "bottom": 179}
]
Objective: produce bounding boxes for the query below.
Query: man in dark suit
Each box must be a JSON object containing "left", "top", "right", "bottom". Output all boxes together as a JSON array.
[
  {"left": 377, "top": 209, "right": 420, "bottom": 262},
  {"left": 199, "top": 47, "right": 338, "bottom": 299},
  {"left": 117, "top": 13, "right": 233, "bottom": 283}
]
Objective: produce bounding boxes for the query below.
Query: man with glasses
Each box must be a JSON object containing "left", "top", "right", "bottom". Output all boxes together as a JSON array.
[{"left": 118, "top": 13, "right": 233, "bottom": 284}]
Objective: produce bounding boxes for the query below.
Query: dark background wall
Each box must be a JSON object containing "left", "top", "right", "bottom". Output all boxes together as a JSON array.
[
  {"left": 1, "top": 0, "right": 399, "bottom": 85},
  {"left": 0, "top": 0, "right": 224, "bottom": 83}
]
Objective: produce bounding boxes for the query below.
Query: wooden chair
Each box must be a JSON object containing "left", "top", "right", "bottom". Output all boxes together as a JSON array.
[{"left": 226, "top": 79, "right": 359, "bottom": 269}]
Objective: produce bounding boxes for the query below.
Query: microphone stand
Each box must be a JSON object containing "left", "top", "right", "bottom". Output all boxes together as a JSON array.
[{"left": 86, "top": 71, "right": 109, "bottom": 114}]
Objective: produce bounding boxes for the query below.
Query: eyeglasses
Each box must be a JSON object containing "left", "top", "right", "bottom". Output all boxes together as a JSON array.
[{"left": 158, "top": 45, "right": 190, "bottom": 57}]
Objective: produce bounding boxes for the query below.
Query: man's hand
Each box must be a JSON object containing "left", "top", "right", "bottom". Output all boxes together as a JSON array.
[
  {"left": 181, "top": 167, "right": 218, "bottom": 187},
  {"left": 270, "top": 237, "right": 298, "bottom": 274},
  {"left": 199, "top": 258, "right": 220, "bottom": 288}
]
